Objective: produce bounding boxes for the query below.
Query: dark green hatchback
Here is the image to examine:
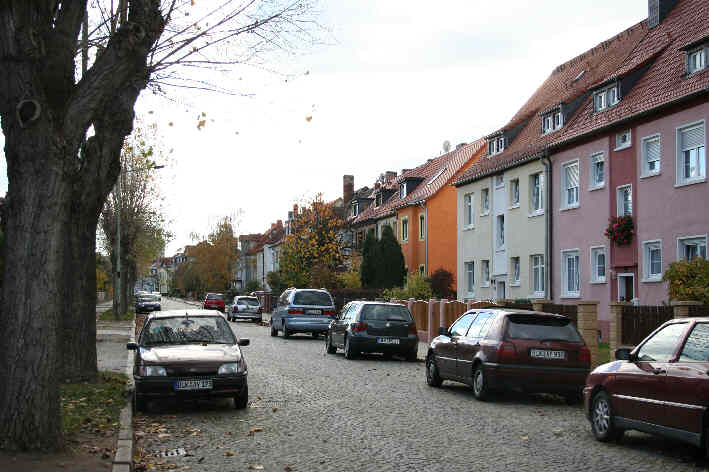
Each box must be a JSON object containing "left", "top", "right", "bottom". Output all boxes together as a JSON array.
[{"left": 325, "top": 301, "right": 418, "bottom": 361}]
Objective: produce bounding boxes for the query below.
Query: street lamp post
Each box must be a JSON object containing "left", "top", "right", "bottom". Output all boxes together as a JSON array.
[{"left": 114, "top": 164, "right": 164, "bottom": 318}]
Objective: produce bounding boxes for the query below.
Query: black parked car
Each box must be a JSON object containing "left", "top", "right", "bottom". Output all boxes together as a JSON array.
[
  {"left": 135, "top": 294, "right": 161, "bottom": 314},
  {"left": 325, "top": 301, "right": 418, "bottom": 361}
]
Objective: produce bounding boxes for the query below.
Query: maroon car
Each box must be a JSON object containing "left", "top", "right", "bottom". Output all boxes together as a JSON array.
[
  {"left": 426, "top": 309, "right": 590, "bottom": 402},
  {"left": 585, "top": 317, "right": 709, "bottom": 454},
  {"left": 203, "top": 293, "right": 225, "bottom": 312}
]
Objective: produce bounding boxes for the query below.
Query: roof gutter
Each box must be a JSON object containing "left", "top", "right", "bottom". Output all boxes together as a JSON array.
[
  {"left": 420, "top": 201, "right": 428, "bottom": 275},
  {"left": 541, "top": 152, "right": 552, "bottom": 301}
]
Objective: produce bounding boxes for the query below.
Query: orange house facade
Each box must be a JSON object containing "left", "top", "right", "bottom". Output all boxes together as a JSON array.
[{"left": 396, "top": 141, "right": 485, "bottom": 288}]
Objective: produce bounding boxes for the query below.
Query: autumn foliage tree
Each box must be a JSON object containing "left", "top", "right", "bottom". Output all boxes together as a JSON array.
[
  {"left": 663, "top": 258, "right": 709, "bottom": 304},
  {"left": 280, "top": 195, "right": 345, "bottom": 288}
]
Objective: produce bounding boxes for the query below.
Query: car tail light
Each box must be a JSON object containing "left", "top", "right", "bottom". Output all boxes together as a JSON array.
[
  {"left": 579, "top": 345, "right": 591, "bottom": 365},
  {"left": 258, "top": 306, "right": 262, "bottom": 314},
  {"left": 497, "top": 342, "right": 517, "bottom": 363},
  {"left": 288, "top": 308, "right": 304, "bottom": 315},
  {"left": 233, "top": 306, "right": 238, "bottom": 313},
  {"left": 352, "top": 321, "right": 368, "bottom": 333},
  {"left": 408, "top": 322, "right": 417, "bottom": 335},
  {"left": 324, "top": 310, "right": 337, "bottom": 316}
]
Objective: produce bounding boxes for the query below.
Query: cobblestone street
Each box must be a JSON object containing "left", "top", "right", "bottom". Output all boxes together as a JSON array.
[{"left": 134, "top": 304, "right": 709, "bottom": 472}]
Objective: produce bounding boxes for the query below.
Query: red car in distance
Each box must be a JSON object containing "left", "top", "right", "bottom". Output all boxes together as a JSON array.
[{"left": 203, "top": 293, "right": 225, "bottom": 312}]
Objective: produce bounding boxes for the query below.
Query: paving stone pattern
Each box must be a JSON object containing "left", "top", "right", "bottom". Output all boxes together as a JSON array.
[{"left": 134, "top": 301, "right": 708, "bottom": 472}]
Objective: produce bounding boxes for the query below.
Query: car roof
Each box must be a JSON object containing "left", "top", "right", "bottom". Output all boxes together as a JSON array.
[
  {"left": 353, "top": 301, "right": 410, "bottom": 307},
  {"left": 235, "top": 296, "right": 258, "bottom": 299},
  {"left": 146, "top": 309, "right": 225, "bottom": 320},
  {"left": 472, "top": 308, "right": 573, "bottom": 320}
]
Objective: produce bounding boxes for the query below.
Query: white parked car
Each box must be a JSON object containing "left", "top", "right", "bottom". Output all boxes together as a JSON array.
[{"left": 227, "top": 296, "right": 262, "bottom": 323}]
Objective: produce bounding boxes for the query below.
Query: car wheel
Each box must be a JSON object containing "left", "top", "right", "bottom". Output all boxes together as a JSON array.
[
  {"left": 325, "top": 333, "right": 337, "bottom": 354},
  {"left": 426, "top": 354, "right": 443, "bottom": 387},
  {"left": 234, "top": 383, "right": 248, "bottom": 410},
  {"left": 270, "top": 321, "right": 277, "bottom": 337},
  {"left": 133, "top": 390, "right": 147, "bottom": 413},
  {"left": 344, "top": 335, "right": 357, "bottom": 359},
  {"left": 282, "top": 323, "right": 290, "bottom": 338},
  {"left": 472, "top": 364, "right": 490, "bottom": 401},
  {"left": 591, "top": 390, "right": 623, "bottom": 442}
]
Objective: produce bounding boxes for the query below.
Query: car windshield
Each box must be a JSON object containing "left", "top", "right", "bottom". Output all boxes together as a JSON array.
[
  {"left": 238, "top": 298, "right": 260, "bottom": 307},
  {"left": 293, "top": 291, "right": 332, "bottom": 306},
  {"left": 138, "top": 295, "right": 159, "bottom": 302},
  {"left": 506, "top": 314, "right": 582, "bottom": 343},
  {"left": 141, "top": 316, "right": 235, "bottom": 346},
  {"left": 207, "top": 294, "right": 224, "bottom": 300},
  {"left": 360, "top": 304, "right": 412, "bottom": 321}
]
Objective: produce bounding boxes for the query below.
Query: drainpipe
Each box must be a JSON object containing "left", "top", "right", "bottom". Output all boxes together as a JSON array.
[
  {"left": 542, "top": 153, "right": 552, "bottom": 301},
  {"left": 420, "top": 201, "right": 428, "bottom": 275}
]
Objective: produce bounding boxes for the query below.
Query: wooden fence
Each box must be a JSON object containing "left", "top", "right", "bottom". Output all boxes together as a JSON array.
[
  {"left": 688, "top": 304, "right": 709, "bottom": 317},
  {"left": 620, "top": 305, "right": 674, "bottom": 346}
]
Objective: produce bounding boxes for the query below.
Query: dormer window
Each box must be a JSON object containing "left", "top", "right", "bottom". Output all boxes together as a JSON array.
[
  {"left": 594, "top": 84, "right": 620, "bottom": 112},
  {"left": 488, "top": 136, "right": 505, "bottom": 156},
  {"left": 352, "top": 202, "right": 359, "bottom": 217},
  {"left": 399, "top": 183, "right": 407, "bottom": 199},
  {"left": 688, "top": 46, "right": 707, "bottom": 74},
  {"left": 375, "top": 193, "right": 382, "bottom": 207},
  {"left": 542, "top": 110, "right": 563, "bottom": 134}
]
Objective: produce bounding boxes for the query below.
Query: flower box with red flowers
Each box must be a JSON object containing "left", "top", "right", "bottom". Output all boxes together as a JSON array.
[{"left": 605, "top": 215, "right": 634, "bottom": 246}]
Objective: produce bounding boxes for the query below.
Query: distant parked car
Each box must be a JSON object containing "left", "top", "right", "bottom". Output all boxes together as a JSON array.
[
  {"left": 426, "top": 309, "right": 590, "bottom": 403},
  {"left": 228, "top": 296, "right": 262, "bottom": 323},
  {"left": 325, "top": 301, "right": 418, "bottom": 361},
  {"left": 135, "top": 294, "right": 161, "bottom": 314},
  {"left": 152, "top": 291, "right": 162, "bottom": 301},
  {"left": 270, "top": 288, "right": 337, "bottom": 338},
  {"left": 127, "top": 310, "right": 250, "bottom": 412},
  {"left": 585, "top": 317, "right": 709, "bottom": 455},
  {"left": 203, "top": 293, "right": 225, "bottom": 312}
]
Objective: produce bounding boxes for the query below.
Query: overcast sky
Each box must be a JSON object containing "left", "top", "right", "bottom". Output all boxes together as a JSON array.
[{"left": 0, "top": 0, "right": 649, "bottom": 256}]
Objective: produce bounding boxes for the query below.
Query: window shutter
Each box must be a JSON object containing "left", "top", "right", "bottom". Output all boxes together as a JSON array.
[
  {"left": 566, "top": 164, "right": 579, "bottom": 188},
  {"left": 681, "top": 125, "right": 704, "bottom": 150},
  {"left": 646, "top": 138, "right": 660, "bottom": 162}
]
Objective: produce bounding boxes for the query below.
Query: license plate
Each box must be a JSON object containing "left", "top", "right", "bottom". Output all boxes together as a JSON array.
[
  {"left": 530, "top": 349, "right": 566, "bottom": 360},
  {"left": 377, "top": 337, "right": 400, "bottom": 345},
  {"left": 174, "top": 379, "right": 213, "bottom": 391},
  {"left": 305, "top": 309, "right": 321, "bottom": 315}
]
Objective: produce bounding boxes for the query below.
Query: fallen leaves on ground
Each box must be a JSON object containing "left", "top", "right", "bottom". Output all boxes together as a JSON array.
[
  {"left": 224, "top": 450, "right": 236, "bottom": 457},
  {"left": 247, "top": 427, "right": 264, "bottom": 436},
  {"left": 248, "top": 466, "right": 264, "bottom": 470}
]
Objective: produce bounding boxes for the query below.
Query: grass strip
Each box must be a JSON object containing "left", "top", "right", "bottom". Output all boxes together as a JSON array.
[{"left": 61, "top": 371, "right": 128, "bottom": 438}]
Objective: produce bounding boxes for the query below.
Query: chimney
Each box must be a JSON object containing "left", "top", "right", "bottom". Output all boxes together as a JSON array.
[
  {"left": 401, "top": 169, "right": 410, "bottom": 175},
  {"left": 277, "top": 219, "right": 283, "bottom": 227},
  {"left": 456, "top": 142, "right": 467, "bottom": 150},
  {"left": 385, "top": 171, "right": 397, "bottom": 183},
  {"left": 375, "top": 182, "right": 381, "bottom": 190},
  {"left": 343, "top": 174, "right": 354, "bottom": 204},
  {"left": 293, "top": 203, "right": 298, "bottom": 214},
  {"left": 648, "top": 0, "right": 678, "bottom": 28}
]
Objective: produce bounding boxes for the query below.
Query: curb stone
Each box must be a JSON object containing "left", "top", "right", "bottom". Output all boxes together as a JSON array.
[{"left": 113, "top": 316, "right": 136, "bottom": 472}]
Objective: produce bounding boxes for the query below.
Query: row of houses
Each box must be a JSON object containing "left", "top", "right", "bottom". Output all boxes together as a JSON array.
[{"left": 226, "top": 0, "right": 708, "bottom": 341}]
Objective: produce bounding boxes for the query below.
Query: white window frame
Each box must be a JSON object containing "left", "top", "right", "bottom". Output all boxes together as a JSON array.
[
  {"left": 481, "top": 188, "right": 490, "bottom": 216},
  {"left": 419, "top": 213, "right": 425, "bottom": 241},
  {"left": 615, "top": 130, "right": 632, "bottom": 151},
  {"left": 481, "top": 260, "right": 490, "bottom": 287},
  {"left": 529, "top": 172, "right": 544, "bottom": 216},
  {"left": 677, "top": 235, "right": 707, "bottom": 261},
  {"left": 510, "top": 178, "right": 520, "bottom": 208},
  {"left": 617, "top": 273, "right": 635, "bottom": 302},
  {"left": 688, "top": 46, "right": 707, "bottom": 75},
  {"left": 641, "top": 134, "right": 662, "bottom": 178},
  {"left": 676, "top": 121, "right": 706, "bottom": 187},
  {"left": 589, "top": 152, "right": 605, "bottom": 190},
  {"left": 642, "top": 239, "right": 663, "bottom": 282},
  {"left": 352, "top": 202, "right": 359, "bottom": 217},
  {"left": 561, "top": 160, "right": 580, "bottom": 210},
  {"left": 496, "top": 215, "right": 505, "bottom": 249},
  {"left": 561, "top": 249, "right": 581, "bottom": 298},
  {"left": 495, "top": 174, "right": 504, "bottom": 188},
  {"left": 465, "top": 261, "right": 475, "bottom": 296},
  {"left": 616, "top": 184, "right": 632, "bottom": 217},
  {"left": 399, "top": 183, "right": 407, "bottom": 199},
  {"left": 511, "top": 257, "right": 520, "bottom": 286},
  {"left": 401, "top": 216, "right": 409, "bottom": 242},
  {"left": 589, "top": 246, "right": 606, "bottom": 284},
  {"left": 530, "top": 254, "right": 545, "bottom": 297},
  {"left": 489, "top": 137, "right": 505, "bottom": 156},
  {"left": 463, "top": 192, "right": 474, "bottom": 229}
]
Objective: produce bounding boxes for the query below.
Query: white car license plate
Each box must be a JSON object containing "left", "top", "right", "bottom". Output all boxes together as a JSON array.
[
  {"left": 530, "top": 349, "right": 566, "bottom": 360},
  {"left": 305, "top": 309, "right": 321, "bottom": 315},
  {"left": 174, "top": 379, "right": 213, "bottom": 391},
  {"left": 377, "top": 337, "right": 400, "bottom": 345}
]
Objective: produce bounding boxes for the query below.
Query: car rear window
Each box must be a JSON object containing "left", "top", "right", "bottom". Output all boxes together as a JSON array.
[
  {"left": 238, "top": 298, "right": 260, "bottom": 307},
  {"left": 142, "top": 316, "right": 235, "bottom": 345},
  {"left": 207, "top": 294, "right": 224, "bottom": 300},
  {"left": 360, "top": 305, "right": 413, "bottom": 322},
  {"left": 138, "top": 295, "right": 159, "bottom": 302},
  {"left": 505, "top": 314, "right": 582, "bottom": 343},
  {"left": 292, "top": 291, "right": 332, "bottom": 306}
]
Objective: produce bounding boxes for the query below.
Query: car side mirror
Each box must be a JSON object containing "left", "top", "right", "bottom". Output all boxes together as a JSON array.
[
  {"left": 438, "top": 327, "right": 448, "bottom": 337},
  {"left": 126, "top": 342, "right": 138, "bottom": 350},
  {"left": 615, "top": 347, "right": 632, "bottom": 361},
  {"left": 238, "top": 338, "right": 250, "bottom": 346}
]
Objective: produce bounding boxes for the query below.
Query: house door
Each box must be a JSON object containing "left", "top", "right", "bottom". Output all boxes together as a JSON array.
[
  {"left": 618, "top": 273, "right": 635, "bottom": 302},
  {"left": 494, "top": 279, "right": 506, "bottom": 301}
]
